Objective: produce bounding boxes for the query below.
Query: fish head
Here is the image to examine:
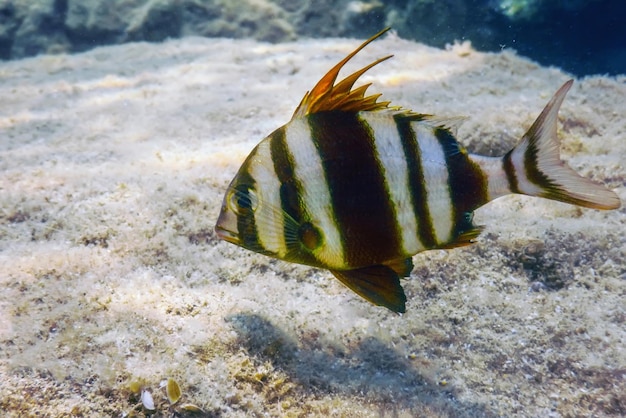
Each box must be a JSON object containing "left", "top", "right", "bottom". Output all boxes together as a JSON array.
[
  {"left": 215, "top": 161, "right": 261, "bottom": 250},
  {"left": 214, "top": 182, "right": 252, "bottom": 247},
  {"left": 215, "top": 137, "right": 315, "bottom": 264}
]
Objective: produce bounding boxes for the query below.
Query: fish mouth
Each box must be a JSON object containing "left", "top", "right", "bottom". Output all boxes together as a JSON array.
[
  {"left": 215, "top": 206, "right": 240, "bottom": 244},
  {"left": 215, "top": 225, "right": 240, "bottom": 244}
]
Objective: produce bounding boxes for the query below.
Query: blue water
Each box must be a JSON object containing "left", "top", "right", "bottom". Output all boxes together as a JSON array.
[
  {"left": 475, "top": 0, "right": 626, "bottom": 76},
  {"left": 352, "top": 0, "right": 626, "bottom": 77}
]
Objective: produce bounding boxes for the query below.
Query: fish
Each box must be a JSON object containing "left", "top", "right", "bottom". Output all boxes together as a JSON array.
[{"left": 214, "top": 28, "right": 620, "bottom": 313}]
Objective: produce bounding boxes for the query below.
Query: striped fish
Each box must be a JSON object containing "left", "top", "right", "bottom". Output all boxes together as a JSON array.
[{"left": 215, "top": 28, "right": 620, "bottom": 313}]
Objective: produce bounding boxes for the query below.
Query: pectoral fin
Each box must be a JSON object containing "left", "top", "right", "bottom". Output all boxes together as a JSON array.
[
  {"left": 330, "top": 265, "right": 407, "bottom": 313},
  {"left": 439, "top": 226, "right": 484, "bottom": 249}
]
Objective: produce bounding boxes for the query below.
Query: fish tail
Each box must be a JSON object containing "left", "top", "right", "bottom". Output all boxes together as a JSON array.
[{"left": 502, "top": 80, "right": 620, "bottom": 210}]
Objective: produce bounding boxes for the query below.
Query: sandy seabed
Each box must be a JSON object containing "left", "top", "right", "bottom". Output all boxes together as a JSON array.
[{"left": 0, "top": 33, "right": 624, "bottom": 417}]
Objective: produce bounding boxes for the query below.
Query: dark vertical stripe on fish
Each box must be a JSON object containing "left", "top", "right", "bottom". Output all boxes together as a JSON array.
[
  {"left": 524, "top": 138, "right": 555, "bottom": 190},
  {"left": 234, "top": 168, "right": 263, "bottom": 252},
  {"left": 394, "top": 115, "right": 437, "bottom": 249},
  {"left": 434, "top": 127, "right": 488, "bottom": 234},
  {"left": 503, "top": 150, "right": 520, "bottom": 194},
  {"left": 270, "top": 127, "right": 301, "bottom": 223},
  {"left": 308, "top": 112, "right": 401, "bottom": 266},
  {"left": 269, "top": 126, "right": 320, "bottom": 266}
]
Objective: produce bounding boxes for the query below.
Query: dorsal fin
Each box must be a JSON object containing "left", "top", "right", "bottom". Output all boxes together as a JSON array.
[
  {"left": 292, "top": 28, "right": 395, "bottom": 118},
  {"left": 418, "top": 115, "right": 468, "bottom": 136}
]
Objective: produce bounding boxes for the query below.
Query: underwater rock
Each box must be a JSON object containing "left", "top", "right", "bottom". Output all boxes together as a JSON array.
[
  {"left": 493, "top": 0, "right": 596, "bottom": 20},
  {"left": 125, "top": 0, "right": 183, "bottom": 43},
  {"left": 0, "top": 0, "right": 622, "bottom": 75},
  {"left": 179, "top": 0, "right": 294, "bottom": 42},
  {"left": 7, "top": 0, "right": 69, "bottom": 58},
  {"left": 65, "top": 0, "right": 182, "bottom": 51}
]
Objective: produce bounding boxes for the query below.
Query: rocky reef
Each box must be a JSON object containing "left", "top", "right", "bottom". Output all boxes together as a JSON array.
[{"left": 0, "top": 0, "right": 623, "bottom": 75}]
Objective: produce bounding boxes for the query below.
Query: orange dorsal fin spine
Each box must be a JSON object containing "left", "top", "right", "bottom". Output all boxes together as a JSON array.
[{"left": 292, "top": 28, "right": 396, "bottom": 118}]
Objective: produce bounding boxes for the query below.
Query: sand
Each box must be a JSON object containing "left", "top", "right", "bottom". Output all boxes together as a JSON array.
[{"left": 0, "top": 32, "right": 624, "bottom": 417}]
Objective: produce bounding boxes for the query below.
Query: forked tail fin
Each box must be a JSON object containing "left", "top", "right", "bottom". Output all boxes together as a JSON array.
[{"left": 503, "top": 80, "right": 620, "bottom": 210}]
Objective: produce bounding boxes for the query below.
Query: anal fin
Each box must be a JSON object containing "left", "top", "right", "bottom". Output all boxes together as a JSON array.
[
  {"left": 330, "top": 265, "right": 407, "bottom": 313},
  {"left": 383, "top": 257, "right": 414, "bottom": 277}
]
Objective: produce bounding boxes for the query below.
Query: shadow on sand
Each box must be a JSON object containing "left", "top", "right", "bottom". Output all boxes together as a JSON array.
[{"left": 226, "top": 313, "right": 497, "bottom": 417}]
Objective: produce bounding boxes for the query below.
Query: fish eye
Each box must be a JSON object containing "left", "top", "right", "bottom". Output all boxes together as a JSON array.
[{"left": 227, "top": 185, "right": 258, "bottom": 215}]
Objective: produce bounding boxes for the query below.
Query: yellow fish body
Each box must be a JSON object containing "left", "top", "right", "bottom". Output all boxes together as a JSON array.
[{"left": 215, "top": 29, "right": 620, "bottom": 313}]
